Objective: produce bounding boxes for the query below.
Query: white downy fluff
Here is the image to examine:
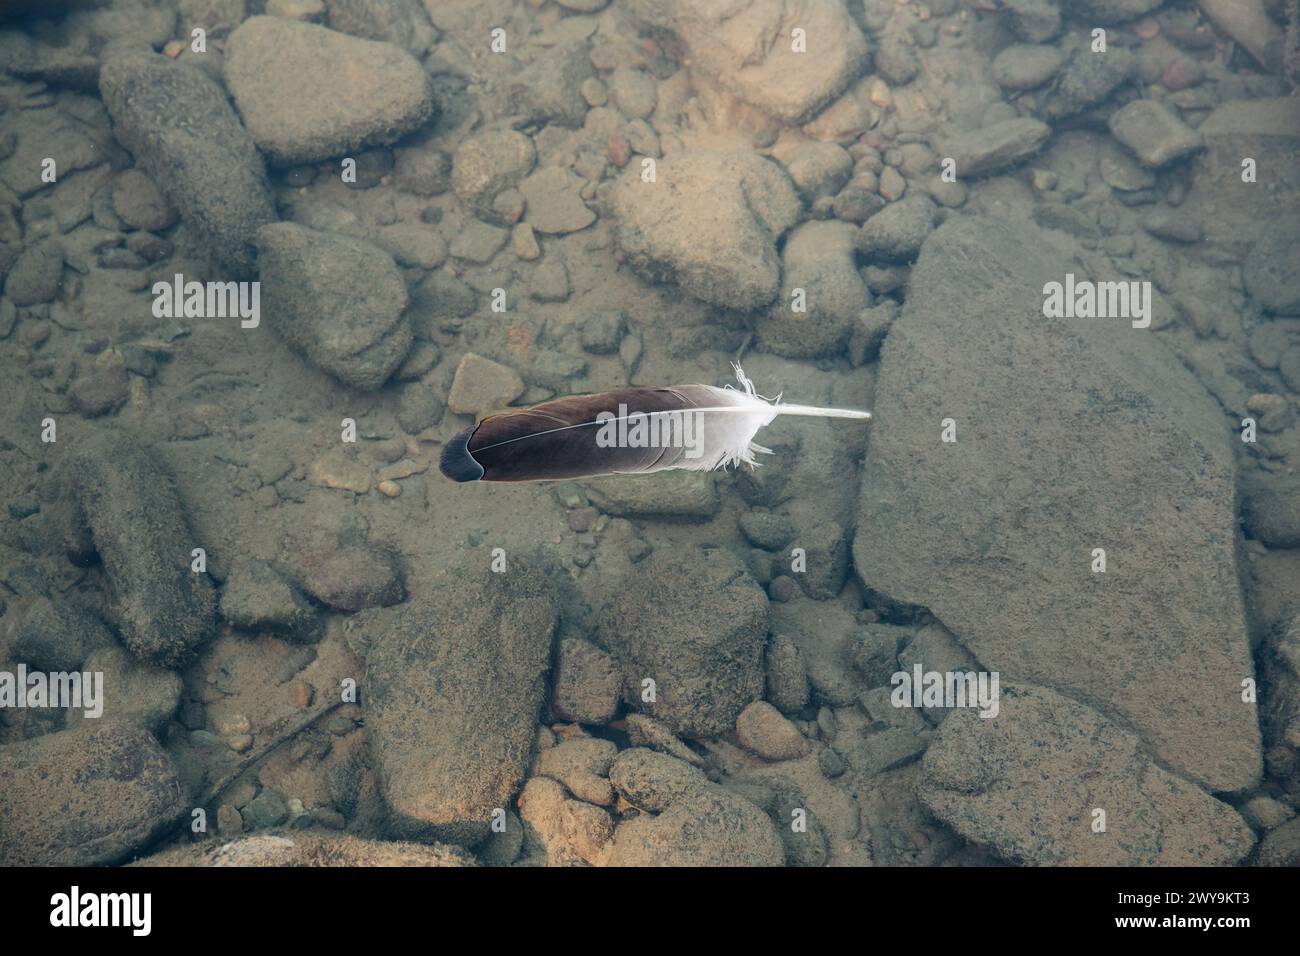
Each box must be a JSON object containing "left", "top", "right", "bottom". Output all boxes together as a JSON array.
[{"left": 675, "top": 364, "right": 873, "bottom": 472}]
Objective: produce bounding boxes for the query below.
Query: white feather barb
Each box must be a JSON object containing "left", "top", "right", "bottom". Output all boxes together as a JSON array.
[{"left": 649, "top": 363, "right": 872, "bottom": 473}]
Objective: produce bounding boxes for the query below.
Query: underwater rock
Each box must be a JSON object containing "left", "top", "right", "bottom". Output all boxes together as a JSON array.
[
  {"left": 625, "top": 0, "right": 868, "bottom": 124},
  {"left": 1039, "top": 48, "right": 1134, "bottom": 121},
  {"left": 509, "top": 41, "right": 594, "bottom": 128},
  {"left": 100, "top": 50, "right": 275, "bottom": 278},
  {"left": 324, "top": 0, "right": 437, "bottom": 55},
  {"left": 1243, "top": 229, "right": 1300, "bottom": 316},
  {"left": 1108, "top": 100, "right": 1204, "bottom": 168},
  {"left": 756, "top": 220, "right": 864, "bottom": 359},
  {"left": 606, "top": 748, "right": 784, "bottom": 866},
  {"left": 7, "top": 596, "right": 113, "bottom": 671},
  {"left": 991, "top": 44, "right": 1065, "bottom": 91},
  {"left": 65, "top": 646, "right": 181, "bottom": 733},
  {"left": 919, "top": 682, "right": 1256, "bottom": 865},
  {"left": 602, "top": 549, "right": 768, "bottom": 738},
  {"left": 1241, "top": 473, "right": 1300, "bottom": 549},
  {"left": 1000, "top": 0, "right": 1062, "bottom": 43},
  {"left": 0, "top": 721, "right": 183, "bottom": 866},
  {"left": 551, "top": 637, "right": 621, "bottom": 725},
  {"left": 536, "top": 736, "right": 618, "bottom": 806},
  {"left": 256, "top": 222, "right": 413, "bottom": 390},
  {"left": 584, "top": 471, "right": 719, "bottom": 519},
  {"left": 4, "top": 238, "right": 64, "bottom": 306},
  {"left": 854, "top": 215, "right": 1263, "bottom": 793},
  {"left": 611, "top": 150, "right": 801, "bottom": 311},
  {"left": 224, "top": 16, "right": 436, "bottom": 166},
  {"left": 132, "top": 830, "right": 476, "bottom": 866},
  {"left": 451, "top": 130, "right": 536, "bottom": 212},
  {"left": 519, "top": 166, "right": 595, "bottom": 235},
  {"left": 1259, "top": 616, "right": 1300, "bottom": 749},
  {"left": 447, "top": 352, "right": 524, "bottom": 415},
  {"left": 71, "top": 434, "right": 217, "bottom": 668},
  {"left": 364, "top": 557, "right": 556, "bottom": 846},
  {"left": 517, "top": 775, "right": 614, "bottom": 866},
  {"left": 735, "top": 700, "right": 809, "bottom": 761},
  {"left": 855, "top": 193, "right": 935, "bottom": 262},
  {"left": 220, "top": 558, "right": 322, "bottom": 641},
  {"left": 942, "top": 118, "right": 1052, "bottom": 177},
  {"left": 296, "top": 545, "right": 405, "bottom": 612}
]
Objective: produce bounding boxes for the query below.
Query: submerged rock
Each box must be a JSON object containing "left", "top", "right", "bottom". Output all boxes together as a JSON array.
[
  {"left": 602, "top": 549, "right": 768, "bottom": 737},
  {"left": 6, "top": 596, "right": 113, "bottom": 671},
  {"left": 920, "top": 682, "right": 1256, "bottom": 865},
  {"left": 756, "top": 220, "right": 865, "bottom": 359},
  {"left": 133, "top": 830, "right": 476, "bottom": 866},
  {"left": 1108, "top": 100, "right": 1204, "bottom": 168},
  {"left": 942, "top": 118, "right": 1052, "bottom": 178},
  {"left": 451, "top": 130, "right": 536, "bottom": 211},
  {"left": 854, "top": 216, "right": 1262, "bottom": 794},
  {"left": 365, "top": 557, "right": 556, "bottom": 845},
  {"left": 100, "top": 50, "right": 275, "bottom": 278},
  {"left": 606, "top": 748, "right": 783, "bottom": 866},
  {"left": 0, "top": 722, "right": 183, "bottom": 866},
  {"left": 224, "top": 16, "right": 436, "bottom": 165},
  {"left": 256, "top": 222, "right": 413, "bottom": 390},
  {"left": 71, "top": 434, "right": 217, "bottom": 668},
  {"left": 626, "top": 0, "right": 868, "bottom": 124},
  {"left": 611, "top": 151, "right": 801, "bottom": 310}
]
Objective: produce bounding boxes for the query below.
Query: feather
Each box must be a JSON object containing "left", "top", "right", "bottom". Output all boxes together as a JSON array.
[{"left": 440, "top": 364, "right": 871, "bottom": 483}]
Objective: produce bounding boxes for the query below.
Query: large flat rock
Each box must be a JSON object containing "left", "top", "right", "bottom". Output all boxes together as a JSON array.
[
  {"left": 919, "top": 682, "right": 1255, "bottom": 865},
  {"left": 853, "top": 215, "right": 1261, "bottom": 794}
]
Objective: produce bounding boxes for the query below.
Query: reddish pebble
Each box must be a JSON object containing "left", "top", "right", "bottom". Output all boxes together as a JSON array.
[
  {"left": 1133, "top": 18, "right": 1159, "bottom": 41},
  {"left": 607, "top": 133, "right": 630, "bottom": 167},
  {"left": 290, "top": 681, "right": 314, "bottom": 709},
  {"left": 1161, "top": 58, "right": 1204, "bottom": 92}
]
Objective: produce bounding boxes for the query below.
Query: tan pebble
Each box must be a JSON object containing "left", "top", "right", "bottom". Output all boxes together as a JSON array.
[
  {"left": 377, "top": 479, "right": 402, "bottom": 498},
  {"left": 307, "top": 451, "right": 372, "bottom": 494},
  {"left": 511, "top": 222, "right": 541, "bottom": 261},
  {"left": 128, "top": 376, "right": 149, "bottom": 410},
  {"left": 218, "top": 713, "right": 251, "bottom": 736},
  {"left": 163, "top": 40, "right": 185, "bottom": 58},
  {"left": 868, "top": 77, "right": 892, "bottom": 108},
  {"left": 228, "top": 734, "right": 254, "bottom": 753},
  {"left": 377, "top": 458, "right": 428, "bottom": 481}
]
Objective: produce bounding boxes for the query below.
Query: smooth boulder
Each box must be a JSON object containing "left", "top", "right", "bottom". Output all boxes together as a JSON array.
[{"left": 224, "top": 16, "right": 436, "bottom": 166}]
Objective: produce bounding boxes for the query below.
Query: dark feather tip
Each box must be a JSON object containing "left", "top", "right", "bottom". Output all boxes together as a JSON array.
[{"left": 439, "top": 426, "right": 485, "bottom": 482}]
